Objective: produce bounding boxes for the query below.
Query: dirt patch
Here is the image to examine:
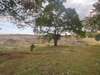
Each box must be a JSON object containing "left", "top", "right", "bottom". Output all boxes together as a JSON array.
[{"left": 0, "top": 52, "right": 32, "bottom": 60}]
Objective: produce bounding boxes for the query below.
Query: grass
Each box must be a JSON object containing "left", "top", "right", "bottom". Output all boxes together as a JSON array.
[{"left": 0, "top": 45, "right": 100, "bottom": 75}]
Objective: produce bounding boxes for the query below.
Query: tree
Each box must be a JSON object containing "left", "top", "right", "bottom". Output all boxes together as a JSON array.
[
  {"left": 0, "top": 0, "right": 66, "bottom": 28},
  {"left": 91, "top": 0, "right": 100, "bottom": 30},
  {"left": 0, "top": 0, "right": 46, "bottom": 28},
  {"left": 84, "top": 16, "right": 98, "bottom": 32},
  {"left": 93, "top": 0, "right": 100, "bottom": 14},
  {"left": 83, "top": 0, "right": 100, "bottom": 39},
  {"left": 0, "top": 0, "right": 44, "bottom": 15},
  {"left": 36, "top": 1, "right": 85, "bottom": 46},
  {"left": 83, "top": 0, "right": 100, "bottom": 33}
]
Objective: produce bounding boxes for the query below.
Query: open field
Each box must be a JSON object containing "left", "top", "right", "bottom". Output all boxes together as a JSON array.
[
  {"left": 0, "top": 45, "right": 100, "bottom": 75},
  {"left": 0, "top": 34, "right": 100, "bottom": 75}
]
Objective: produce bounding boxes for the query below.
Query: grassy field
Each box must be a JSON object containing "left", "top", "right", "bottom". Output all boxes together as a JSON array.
[{"left": 0, "top": 45, "right": 100, "bottom": 75}]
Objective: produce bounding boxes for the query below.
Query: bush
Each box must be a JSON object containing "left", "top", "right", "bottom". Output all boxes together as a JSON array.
[{"left": 95, "top": 34, "right": 100, "bottom": 41}]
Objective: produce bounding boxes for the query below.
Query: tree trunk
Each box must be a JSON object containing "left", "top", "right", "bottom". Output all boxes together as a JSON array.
[
  {"left": 54, "top": 38, "right": 58, "bottom": 46},
  {"left": 53, "top": 30, "right": 60, "bottom": 46}
]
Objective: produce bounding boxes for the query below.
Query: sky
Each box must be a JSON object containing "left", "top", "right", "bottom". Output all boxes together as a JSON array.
[
  {"left": 0, "top": 0, "right": 97, "bottom": 34},
  {"left": 0, "top": 18, "right": 33, "bottom": 34},
  {"left": 64, "top": 0, "right": 97, "bottom": 19}
]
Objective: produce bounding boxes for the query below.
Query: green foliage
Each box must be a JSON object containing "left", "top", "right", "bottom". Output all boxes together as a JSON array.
[
  {"left": 36, "top": 1, "right": 84, "bottom": 46},
  {"left": 0, "top": 0, "right": 67, "bottom": 30},
  {"left": 0, "top": 0, "right": 65, "bottom": 19},
  {"left": 0, "top": 0, "right": 45, "bottom": 21},
  {"left": 95, "top": 34, "right": 100, "bottom": 41},
  {"left": 91, "top": 0, "right": 100, "bottom": 30},
  {"left": 93, "top": 0, "right": 100, "bottom": 13},
  {"left": 42, "top": 33, "right": 54, "bottom": 43},
  {"left": 84, "top": 0, "right": 100, "bottom": 32},
  {"left": 86, "top": 32, "right": 97, "bottom": 38},
  {"left": 36, "top": 8, "right": 84, "bottom": 35}
]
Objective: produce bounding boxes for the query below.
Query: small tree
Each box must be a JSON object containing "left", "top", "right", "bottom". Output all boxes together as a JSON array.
[
  {"left": 36, "top": 2, "right": 85, "bottom": 46},
  {"left": 89, "top": 0, "right": 100, "bottom": 30},
  {"left": 84, "top": 16, "right": 98, "bottom": 32}
]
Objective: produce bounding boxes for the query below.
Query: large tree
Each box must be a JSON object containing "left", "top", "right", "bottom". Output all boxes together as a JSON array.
[{"left": 36, "top": 1, "right": 85, "bottom": 46}]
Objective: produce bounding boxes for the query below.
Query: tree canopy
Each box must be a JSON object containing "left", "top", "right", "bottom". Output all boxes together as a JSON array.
[
  {"left": 84, "top": 0, "right": 100, "bottom": 32},
  {"left": 0, "top": 0, "right": 66, "bottom": 19},
  {"left": 36, "top": 1, "right": 85, "bottom": 46},
  {"left": 0, "top": 0, "right": 66, "bottom": 28},
  {"left": 92, "top": 0, "right": 100, "bottom": 30}
]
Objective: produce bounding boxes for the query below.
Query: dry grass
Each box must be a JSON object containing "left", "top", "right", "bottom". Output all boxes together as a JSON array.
[
  {"left": 0, "top": 35, "right": 100, "bottom": 75},
  {"left": 0, "top": 45, "right": 100, "bottom": 75},
  {"left": 82, "top": 38, "right": 100, "bottom": 45}
]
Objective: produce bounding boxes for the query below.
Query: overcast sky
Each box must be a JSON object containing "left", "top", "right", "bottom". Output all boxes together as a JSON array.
[
  {"left": 0, "top": 0, "right": 97, "bottom": 34},
  {"left": 64, "top": 0, "right": 97, "bottom": 19}
]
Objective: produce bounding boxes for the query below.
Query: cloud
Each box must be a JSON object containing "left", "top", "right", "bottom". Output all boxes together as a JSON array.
[{"left": 64, "top": 0, "right": 97, "bottom": 19}]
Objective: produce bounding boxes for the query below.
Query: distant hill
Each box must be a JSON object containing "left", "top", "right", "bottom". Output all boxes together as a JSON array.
[{"left": 0, "top": 34, "right": 37, "bottom": 46}]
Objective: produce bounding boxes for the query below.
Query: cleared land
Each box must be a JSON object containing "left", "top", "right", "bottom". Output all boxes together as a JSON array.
[
  {"left": 0, "top": 34, "right": 100, "bottom": 75},
  {"left": 0, "top": 45, "right": 100, "bottom": 75}
]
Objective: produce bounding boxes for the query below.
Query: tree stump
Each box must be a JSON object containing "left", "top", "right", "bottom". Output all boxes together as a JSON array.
[{"left": 30, "top": 44, "right": 35, "bottom": 52}]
